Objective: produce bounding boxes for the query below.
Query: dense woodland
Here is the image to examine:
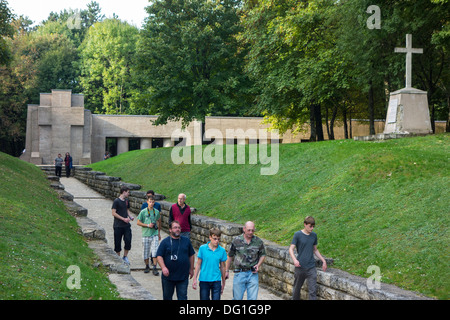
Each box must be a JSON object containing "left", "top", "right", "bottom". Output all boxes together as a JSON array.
[{"left": 0, "top": 0, "right": 449, "bottom": 156}]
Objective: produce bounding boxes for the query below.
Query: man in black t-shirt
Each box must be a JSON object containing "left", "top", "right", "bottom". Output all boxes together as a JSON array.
[
  {"left": 156, "top": 220, "right": 195, "bottom": 300},
  {"left": 111, "top": 186, "right": 134, "bottom": 265}
]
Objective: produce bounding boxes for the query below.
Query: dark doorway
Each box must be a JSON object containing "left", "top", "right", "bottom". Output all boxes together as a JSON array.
[
  {"left": 129, "top": 138, "right": 141, "bottom": 151},
  {"left": 105, "top": 137, "right": 117, "bottom": 157},
  {"left": 152, "top": 138, "right": 164, "bottom": 148}
]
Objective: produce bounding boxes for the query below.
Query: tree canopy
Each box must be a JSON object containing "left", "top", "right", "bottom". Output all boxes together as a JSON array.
[
  {"left": 0, "top": 0, "right": 448, "bottom": 156},
  {"left": 134, "top": 0, "right": 255, "bottom": 127},
  {"left": 79, "top": 19, "right": 139, "bottom": 114}
]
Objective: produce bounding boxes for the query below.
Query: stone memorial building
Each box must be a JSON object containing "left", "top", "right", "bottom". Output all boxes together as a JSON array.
[
  {"left": 21, "top": 89, "right": 444, "bottom": 166},
  {"left": 21, "top": 89, "right": 201, "bottom": 165}
]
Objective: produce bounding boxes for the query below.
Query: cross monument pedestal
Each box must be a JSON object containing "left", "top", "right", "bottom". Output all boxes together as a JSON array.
[{"left": 384, "top": 34, "right": 432, "bottom": 135}]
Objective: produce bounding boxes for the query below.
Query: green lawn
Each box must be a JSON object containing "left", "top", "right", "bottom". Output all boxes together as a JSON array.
[
  {"left": 89, "top": 133, "right": 449, "bottom": 299},
  {"left": 0, "top": 152, "right": 121, "bottom": 300}
]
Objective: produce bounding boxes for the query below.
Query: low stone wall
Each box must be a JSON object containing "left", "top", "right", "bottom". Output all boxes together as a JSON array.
[
  {"left": 55, "top": 166, "right": 430, "bottom": 300},
  {"left": 71, "top": 167, "right": 165, "bottom": 212}
]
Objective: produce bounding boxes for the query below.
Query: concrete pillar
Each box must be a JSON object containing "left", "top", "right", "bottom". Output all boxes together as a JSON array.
[
  {"left": 117, "top": 138, "right": 129, "bottom": 155},
  {"left": 163, "top": 138, "right": 174, "bottom": 147},
  {"left": 384, "top": 88, "right": 432, "bottom": 134},
  {"left": 141, "top": 138, "right": 153, "bottom": 149}
]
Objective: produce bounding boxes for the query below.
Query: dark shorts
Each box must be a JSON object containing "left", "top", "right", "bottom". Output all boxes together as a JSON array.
[{"left": 114, "top": 226, "right": 132, "bottom": 253}]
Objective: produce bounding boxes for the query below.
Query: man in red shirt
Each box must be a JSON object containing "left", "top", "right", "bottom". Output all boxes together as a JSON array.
[{"left": 169, "top": 193, "right": 192, "bottom": 239}]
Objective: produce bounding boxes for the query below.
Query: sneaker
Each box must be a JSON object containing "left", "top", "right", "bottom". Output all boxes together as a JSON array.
[
  {"left": 144, "top": 265, "right": 150, "bottom": 273},
  {"left": 152, "top": 266, "right": 159, "bottom": 276},
  {"left": 123, "top": 256, "right": 130, "bottom": 265}
]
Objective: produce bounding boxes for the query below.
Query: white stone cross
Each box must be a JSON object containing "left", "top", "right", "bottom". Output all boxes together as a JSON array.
[{"left": 394, "top": 34, "right": 423, "bottom": 89}]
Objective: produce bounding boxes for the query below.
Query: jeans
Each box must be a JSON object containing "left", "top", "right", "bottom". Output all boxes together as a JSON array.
[
  {"left": 199, "top": 281, "right": 222, "bottom": 300},
  {"left": 161, "top": 276, "right": 189, "bottom": 300},
  {"left": 292, "top": 267, "right": 317, "bottom": 300},
  {"left": 232, "top": 271, "right": 259, "bottom": 300}
]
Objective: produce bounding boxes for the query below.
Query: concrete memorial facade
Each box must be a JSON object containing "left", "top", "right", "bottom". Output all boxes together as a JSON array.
[{"left": 21, "top": 89, "right": 202, "bottom": 165}]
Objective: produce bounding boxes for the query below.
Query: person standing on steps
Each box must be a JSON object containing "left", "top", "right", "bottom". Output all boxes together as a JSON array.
[
  {"left": 64, "top": 152, "right": 73, "bottom": 178},
  {"left": 289, "top": 216, "right": 327, "bottom": 300},
  {"left": 111, "top": 186, "right": 134, "bottom": 265},
  {"left": 54, "top": 153, "right": 63, "bottom": 178},
  {"left": 137, "top": 194, "right": 161, "bottom": 275},
  {"left": 169, "top": 193, "right": 192, "bottom": 239}
]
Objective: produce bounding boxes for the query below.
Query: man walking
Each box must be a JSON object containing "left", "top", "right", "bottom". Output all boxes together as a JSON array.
[
  {"left": 137, "top": 195, "right": 161, "bottom": 275},
  {"left": 156, "top": 220, "right": 195, "bottom": 300},
  {"left": 289, "top": 216, "right": 327, "bottom": 300},
  {"left": 226, "top": 221, "right": 266, "bottom": 300},
  {"left": 141, "top": 190, "right": 162, "bottom": 213},
  {"left": 192, "top": 228, "right": 228, "bottom": 300},
  {"left": 111, "top": 186, "right": 134, "bottom": 265},
  {"left": 169, "top": 193, "right": 192, "bottom": 238}
]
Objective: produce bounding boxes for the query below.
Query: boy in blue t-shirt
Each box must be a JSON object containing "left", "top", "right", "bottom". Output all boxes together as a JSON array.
[{"left": 192, "top": 228, "right": 227, "bottom": 300}]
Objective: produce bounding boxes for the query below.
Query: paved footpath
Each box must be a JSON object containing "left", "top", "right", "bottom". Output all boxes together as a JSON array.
[{"left": 60, "top": 177, "right": 282, "bottom": 300}]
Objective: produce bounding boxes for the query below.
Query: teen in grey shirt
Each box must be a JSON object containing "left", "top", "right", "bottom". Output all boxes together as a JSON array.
[{"left": 289, "top": 216, "right": 327, "bottom": 300}]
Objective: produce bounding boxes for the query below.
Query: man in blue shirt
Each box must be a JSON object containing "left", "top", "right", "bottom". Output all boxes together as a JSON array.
[
  {"left": 141, "top": 190, "right": 162, "bottom": 212},
  {"left": 192, "top": 228, "right": 227, "bottom": 300},
  {"left": 156, "top": 220, "right": 195, "bottom": 300}
]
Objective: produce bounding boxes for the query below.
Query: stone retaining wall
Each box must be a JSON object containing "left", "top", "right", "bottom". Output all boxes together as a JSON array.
[{"left": 42, "top": 166, "right": 429, "bottom": 300}]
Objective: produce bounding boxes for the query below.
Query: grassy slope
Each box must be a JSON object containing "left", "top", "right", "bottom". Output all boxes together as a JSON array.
[
  {"left": 0, "top": 152, "right": 120, "bottom": 300},
  {"left": 89, "top": 133, "right": 449, "bottom": 299}
]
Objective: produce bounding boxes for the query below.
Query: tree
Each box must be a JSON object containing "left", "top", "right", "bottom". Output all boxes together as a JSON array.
[
  {"left": 79, "top": 19, "right": 139, "bottom": 114},
  {"left": 337, "top": 0, "right": 450, "bottom": 134},
  {"left": 0, "top": 0, "right": 22, "bottom": 156},
  {"left": 243, "top": 0, "right": 449, "bottom": 140},
  {"left": 22, "top": 23, "right": 81, "bottom": 97},
  {"left": 242, "top": 0, "right": 352, "bottom": 141},
  {"left": 430, "top": 0, "right": 450, "bottom": 131},
  {"left": 0, "top": 63, "right": 28, "bottom": 156},
  {"left": 84, "top": 1, "right": 106, "bottom": 28},
  {"left": 135, "top": 0, "right": 254, "bottom": 127},
  {"left": 0, "top": 0, "right": 14, "bottom": 65},
  {"left": 42, "top": 1, "right": 105, "bottom": 46},
  {"left": 0, "top": 1, "right": 106, "bottom": 156}
]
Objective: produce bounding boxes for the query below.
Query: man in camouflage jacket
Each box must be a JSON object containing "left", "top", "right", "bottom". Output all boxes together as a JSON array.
[{"left": 226, "top": 221, "right": 266, "bottom": 300}]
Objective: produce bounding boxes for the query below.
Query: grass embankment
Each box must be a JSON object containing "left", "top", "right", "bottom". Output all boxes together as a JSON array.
[
  {"left": 89, "top": 133, "right": 449, "bottom": 299},
  {"left": 0, "top": 152, "right": 120, "bottom": 300}
]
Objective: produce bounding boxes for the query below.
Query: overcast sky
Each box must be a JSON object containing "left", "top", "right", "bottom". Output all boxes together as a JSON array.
[{"left": 7, "top": 0, "right": 150, "bottom": 28}]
